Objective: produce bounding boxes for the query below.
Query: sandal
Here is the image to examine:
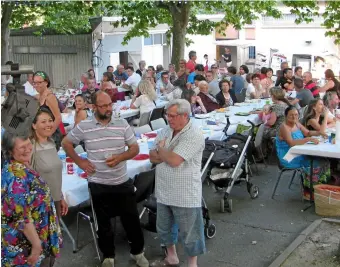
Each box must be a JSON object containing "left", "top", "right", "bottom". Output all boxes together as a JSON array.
[{"left": 150, "top": 259, "right": 180, "bottom": 267}]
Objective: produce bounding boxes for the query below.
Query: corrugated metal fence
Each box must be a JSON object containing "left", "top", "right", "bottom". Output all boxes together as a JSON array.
[{"left": 9, "top": 34, "right": 92, "bottom": 88}]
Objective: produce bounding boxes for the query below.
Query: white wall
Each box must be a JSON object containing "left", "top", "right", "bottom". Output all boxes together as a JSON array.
[
  {"left": 255, "top": 27, "right": 338, "bottom": 66},
  {"left": 185, "top": 34, "right": 216, "bottom": 64},
  {"left": 96, "top": 34, "right": 142, "bottom": 77}
]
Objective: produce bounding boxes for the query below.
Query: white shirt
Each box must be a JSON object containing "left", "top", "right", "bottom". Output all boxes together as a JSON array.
[
  {"left": 24, "top": 81, "right": 38, "bottom": 96},
  {"left": 133, "top": 95, "right": 156, "bottom": 114},
  {"left": 328, "top": 110, "right": 335, "bottom": 119},
  {"left": 246, "top": 83, "right": 256, "bottom": 100},
  {"left": 125, "top": 72, "right": 141, "bottom": 93}
]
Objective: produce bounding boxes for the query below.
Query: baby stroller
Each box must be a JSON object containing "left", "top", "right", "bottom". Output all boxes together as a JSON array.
[
  {"left": 136, "top": 158, "right": 217, "bottom": 240},
  {"left": 202, "top": 117, "right": 260, "bottom": 213}
]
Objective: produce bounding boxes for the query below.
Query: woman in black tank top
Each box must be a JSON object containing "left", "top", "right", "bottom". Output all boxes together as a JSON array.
[
  {"left": 33, "top": 71, "right": 63, "bottom": 150},
  {"left": 303, "top": 99, "right": 328, "bottom": 132},
  {"left": 320, "top": 69, "right": 340, "bottom": 96}
]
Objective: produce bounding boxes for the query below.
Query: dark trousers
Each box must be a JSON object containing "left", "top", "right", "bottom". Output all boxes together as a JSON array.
[{"left": 89, "top": 179, "right": 144, "bottom": 258}]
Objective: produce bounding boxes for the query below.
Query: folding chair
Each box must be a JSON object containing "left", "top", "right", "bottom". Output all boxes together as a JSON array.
[
  {"left": 150, "top": 118, "right": 167, "bottom": 131},
  {"left": 271, "top": 139, "right": 305, "bottom": 199},
  {"left": 138, "top": 111, "right": 152, "bottom": 127},
  {"left": 149, "top": 107, "right": 165, "bottom": 122},
  {"left": 134, "top": 124, "right": 152, "bottom": 135},
  {"left": 75, "top": 188, "right": 102, "bottom": 262}
]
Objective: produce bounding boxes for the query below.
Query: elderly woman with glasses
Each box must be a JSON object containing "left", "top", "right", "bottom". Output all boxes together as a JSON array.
[
  {"left": 276, "top": 106, "right": 330, "bottom": 200},
  {"left": 1, "top": 131, "right": 61, "bottom": 267},
  {"left": 33, "top": 71, "right": 64, "bottom": 150}
]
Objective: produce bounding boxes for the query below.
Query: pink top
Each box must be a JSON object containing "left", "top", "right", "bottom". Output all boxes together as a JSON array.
[{"left": 259, "top": 113, "right": 272, "bottom": 125}]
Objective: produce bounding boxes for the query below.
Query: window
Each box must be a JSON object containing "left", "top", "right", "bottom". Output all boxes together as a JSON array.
[
  {"left": 249, "top": 46, "right": 256, "bottom": 59},
  {"left": 144, "top": 36, "right": 153, "bottom": 46},
  {"left": 153, "top": 34, "right": 162, "bottom": 45},
  {"left": 144, "top": 33, "right": 167, "bottom": 46}
]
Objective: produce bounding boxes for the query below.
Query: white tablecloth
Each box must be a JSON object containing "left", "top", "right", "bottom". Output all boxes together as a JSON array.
[
  {"left": 62, "top": 100, "right": 265, "bottom": 206},
  {"left": 284, "top": 143, "right": 340, "bottom": 162},
  {"left": 62, "top": 141, "right": 152, "bottom": 207}
]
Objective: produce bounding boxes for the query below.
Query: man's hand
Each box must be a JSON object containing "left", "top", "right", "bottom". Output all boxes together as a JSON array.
[
  {"left": 157, "top": 139, "right": 166, "bottom": 149},
  {"left": 77, "top": 159, "right": 96, "bottom": 174},
  {"left": 105, "top": 154, "right": 122, "bottom": 168},
  {"left": 60, "top": 199, "right": 69, "bottom": 216}
]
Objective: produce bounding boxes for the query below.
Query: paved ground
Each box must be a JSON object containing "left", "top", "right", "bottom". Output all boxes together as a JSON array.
[{"left": 54, "top": 163, "right": 324, "bottom": 267}]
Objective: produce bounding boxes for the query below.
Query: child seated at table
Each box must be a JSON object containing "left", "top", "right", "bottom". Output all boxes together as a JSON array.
[{"left": 258, "top": 104, "right": 273, "bottom": 126}]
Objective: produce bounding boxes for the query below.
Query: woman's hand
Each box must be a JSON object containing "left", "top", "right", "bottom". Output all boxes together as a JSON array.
[
  {"left": 27, "top": 244, "right": 42, "bottom": 266},
  {"left": 60, "top": 199, "right": 68, "bottom": 216},
  {"left": 196, "top": 96, "right": 202, "bottom": 104},
  {"left": 308, "top": 137, "right": 319, "bottom": 145}
]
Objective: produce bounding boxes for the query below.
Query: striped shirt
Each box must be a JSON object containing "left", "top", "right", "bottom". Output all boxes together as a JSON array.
[{"left": 66, "top": 116, "right": 136, "bottom": 185}]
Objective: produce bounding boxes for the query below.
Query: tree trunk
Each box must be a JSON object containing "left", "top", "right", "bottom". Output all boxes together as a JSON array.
[
  {"left": 1, "top": 2, "right": 14, "bottom": 65},
  {"left": 169, "top": 2, "right": 191, "bottom": 70}
]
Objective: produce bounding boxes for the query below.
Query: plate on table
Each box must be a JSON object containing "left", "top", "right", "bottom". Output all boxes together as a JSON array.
[
  {"left": 195, "top": 114, "right": 210, "bottom": 119},
  {"left": 235, "top": 112, "right": 250, "bottom": 116},
  {"left": 132, "top": 154, "right": 150, "bottom": 160}
]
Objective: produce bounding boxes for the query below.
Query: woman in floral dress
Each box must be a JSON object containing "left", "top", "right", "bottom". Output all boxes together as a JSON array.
[{"left": 1, "top": 131, "right": 61, "bottom": 267}]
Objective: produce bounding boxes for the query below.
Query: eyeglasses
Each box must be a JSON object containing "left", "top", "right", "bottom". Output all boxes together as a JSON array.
[
  {"left": 96, "top": 103, "right": 113, "bottom": 109},
  {"left": 165, "top": 113, "right": 180, "bottom": 119}
]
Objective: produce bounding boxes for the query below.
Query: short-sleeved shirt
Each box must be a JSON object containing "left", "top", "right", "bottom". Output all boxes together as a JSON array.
[
  {"left": 133, "top": 95, "right": 156, "bottom": 114},
  {"left": 1, "top": 160, "right": 61, "bottom": 266},
  {"left": 272, "top": 103, "right": 288, "bottom": 132},
  {"left": 208, "top": 79, "right": 220, "bottom": 97},
  {"left": 113, "top": 70, "right": 128, "bottom": 81},
  {"left": 152, "top": 121, "right": 205, "bottom": 208},
  {"left": 296, "top": 89, "right": 314, "bottom": 107},
  {"left": 246, "top": 83, "right": 256, "bottom": 100},
  {"left": 156, "top": 80, "right": 174, "bottom": 95},
  {"left": 223, "top": 53, "right": 232, "bottom": 63},
  {"left": 187, "top": 72, "right": 196, "bottom": 84},
  {"left": 230, "top": 75, "right": 245, "bottom": 94},
  {"left": 82, "top": 89, "right": 98, "bottom": 104},
  {"left": 278, "top": 77, "right": 293, "bottom": 90},
  {"left": 186, "top": 60, "right": 196, "bottom": 73},
  {"left": 66, "top": 116, "right": 137, "bottom": 185},
  {"left": 125, "top": 73, "right": 141, "bottom": 93}
]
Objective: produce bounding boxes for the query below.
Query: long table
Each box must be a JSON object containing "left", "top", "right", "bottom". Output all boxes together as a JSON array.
[
  {"left": 62, "top": 100, "right": 265, "bottom": 207},
  {"left": 61, "top": 99, "right": 169, "bottom": 124}
]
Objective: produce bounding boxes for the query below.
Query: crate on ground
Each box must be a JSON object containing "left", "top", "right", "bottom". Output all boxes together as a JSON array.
[{"left": 314, "top": 184, "right": 340, "bottom": 216}]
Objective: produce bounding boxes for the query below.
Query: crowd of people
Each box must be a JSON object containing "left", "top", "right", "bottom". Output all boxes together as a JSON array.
[{"left": 1, "top": 50, "right": 340, "bottom": 267}]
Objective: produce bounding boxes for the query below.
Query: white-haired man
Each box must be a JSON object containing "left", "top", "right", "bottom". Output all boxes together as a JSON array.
[{"left": 150, "top": 99, "right": 205, "bottom": 267}]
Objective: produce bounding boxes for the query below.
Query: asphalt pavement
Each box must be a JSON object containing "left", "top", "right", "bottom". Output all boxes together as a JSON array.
[{"left": 54, "top": 163, "right": 321, "bottom": 267}]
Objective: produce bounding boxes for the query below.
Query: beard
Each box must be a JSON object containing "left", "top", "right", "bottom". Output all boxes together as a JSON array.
[{"left": 96, "top": 111, "right": 112, "bottom": 120}]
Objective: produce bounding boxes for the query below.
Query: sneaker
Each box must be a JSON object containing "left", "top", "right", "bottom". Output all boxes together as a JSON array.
[
  {"left": 130, "top": 252, "right": 149, "bottom": 267},
  {"left": 102, "top": 258, "right": 114, "bottom": 267}
]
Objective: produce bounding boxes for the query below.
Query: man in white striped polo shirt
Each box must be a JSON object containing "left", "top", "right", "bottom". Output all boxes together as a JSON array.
[{"left": 62, "top": 91, "right": 149, "bottom": 267}]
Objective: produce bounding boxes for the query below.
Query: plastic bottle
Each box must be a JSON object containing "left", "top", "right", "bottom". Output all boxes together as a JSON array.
[{"left": 57, "top": 147, "right": 67, "bottom": 173}]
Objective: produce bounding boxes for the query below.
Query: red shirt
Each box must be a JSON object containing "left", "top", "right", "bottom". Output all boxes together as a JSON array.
[
  {"left": 259, "top": 74, "right": 266, "bottom": 80},
  {"left": 186, "top": 60, "right": 196, "bottom": 73}
]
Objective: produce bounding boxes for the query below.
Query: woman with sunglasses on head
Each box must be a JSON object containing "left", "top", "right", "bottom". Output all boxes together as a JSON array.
[{"left": 33, "top": 71, "right": 65, "bottom": 150}]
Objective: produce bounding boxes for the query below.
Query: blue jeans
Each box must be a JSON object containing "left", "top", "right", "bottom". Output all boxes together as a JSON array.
[{"left": 156, "top": 203, "right": 206, "bottom": 257}]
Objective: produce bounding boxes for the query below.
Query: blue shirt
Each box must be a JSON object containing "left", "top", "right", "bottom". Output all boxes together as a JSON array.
[
  {"left": 230, "top": 75, "right": 244, "bottom": 94},
  {"left": 187, "top": 72, "right": 196, "bottom": 84},
  {"left": 113, "top": 70, "right": 128, "bottom": 80}
]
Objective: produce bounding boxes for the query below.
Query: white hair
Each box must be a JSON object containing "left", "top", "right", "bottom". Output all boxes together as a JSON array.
[{"left": 166, "top": 99, "right": 191, "bottom": 116}]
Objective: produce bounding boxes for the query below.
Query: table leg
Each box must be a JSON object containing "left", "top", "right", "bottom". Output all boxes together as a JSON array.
[{"left": 303, "top": 158, "right": 314, "bottom": 211}]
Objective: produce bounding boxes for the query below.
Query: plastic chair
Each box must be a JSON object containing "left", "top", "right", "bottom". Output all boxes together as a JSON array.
[
  {"left": 134, "top": 124, "right": 152, "bottom": 135},
  {"left": 149, "top": 107, "right": 165, "bottom": 122},
  {"left": 138, "top": 111, "right": 152, "bottom": 127},
  {"left": 150, "top": 118, "right": 167, "bottom": 131}
]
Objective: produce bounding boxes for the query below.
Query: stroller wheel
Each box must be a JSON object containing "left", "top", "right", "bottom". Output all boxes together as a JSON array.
[
  {"left": 205, "top": 224, "right": 216, "bottom": 239},
  {"left": 249, "top": 185, "right": 259, "bottom": 199}
]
